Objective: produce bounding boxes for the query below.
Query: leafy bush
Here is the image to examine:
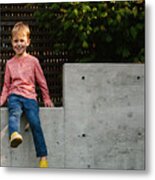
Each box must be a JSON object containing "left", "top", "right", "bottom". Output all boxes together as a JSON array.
[{"left": 33, "top": 0, "right": 145, "bottom": 63}]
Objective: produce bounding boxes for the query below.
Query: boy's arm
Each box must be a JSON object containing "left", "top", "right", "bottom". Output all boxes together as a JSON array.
[
  {"left": 34, "top": 59, "right": 54, "bottom": 107},
  {"left": 0, "top": 63, "right": 11, "bottom": 106}
]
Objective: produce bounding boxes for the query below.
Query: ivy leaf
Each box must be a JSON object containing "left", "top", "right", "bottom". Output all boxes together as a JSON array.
[
  {"left": 132, "top": 6, "right": 138, "bottom": 17},
  {"left": 82, "top": 40, "right": 89, "bottom": 48},
  {"left": 116, "top": 14, "right": 121, "bottom": 23},
  {"left": 74, "top": 9, "right": 78, "bottom": 16},
  {"left": 122, "top": 48, "right": 130, "bottom": 58},
  {"left": 130, "top": 26, "right": 137, "bottom": 39},
  {"left": 101, "top": 12, "right": 108, "bottom": 18},
  {"left": 64, "top": 21, "right": 71, "bottom": 30}
]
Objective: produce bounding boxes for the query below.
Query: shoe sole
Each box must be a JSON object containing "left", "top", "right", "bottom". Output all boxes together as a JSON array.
[{"left": 10, "top": 138, "right": 23, "bottom": 148}]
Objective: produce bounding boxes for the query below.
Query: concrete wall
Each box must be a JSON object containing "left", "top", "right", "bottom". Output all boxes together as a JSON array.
[
  {"left": 0, "top": 108, "right": 65, "bottom": 168},
  {"left": 1, "top": 64, "right": 145, "bottom": 169},
  {"left": 63, "top": 64, "right": 144, "bottom": 170}
]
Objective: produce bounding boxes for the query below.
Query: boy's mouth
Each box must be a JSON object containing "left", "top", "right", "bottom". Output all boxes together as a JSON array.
[
  {"left": 16, "top": 45, "right": 23, "bottom": 51},
  {"left": 14, "top": 46, "right": 25, "bottom": 54}
]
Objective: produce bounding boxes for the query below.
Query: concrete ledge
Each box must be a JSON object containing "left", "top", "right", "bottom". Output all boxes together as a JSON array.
[
  {"left": 0, "top": 107, "right": 64, "bottom": 168},
  {"left": 1, "top": 64, "right": 145, "bottom": 169}
]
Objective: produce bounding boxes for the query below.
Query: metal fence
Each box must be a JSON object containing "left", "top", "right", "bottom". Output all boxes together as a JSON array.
[{"left": 0, "top": 3, "right": 71, "bottom": 107}]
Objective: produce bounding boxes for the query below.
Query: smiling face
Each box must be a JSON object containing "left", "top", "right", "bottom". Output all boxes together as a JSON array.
[
  {"left": 11, "top": 22, "right": 31, "bottom": 58},
  {"left": 12, "top": 33, "right": 30, "bottom": 57}
]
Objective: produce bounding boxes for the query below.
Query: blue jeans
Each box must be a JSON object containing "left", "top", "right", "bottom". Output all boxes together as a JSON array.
[{"left": 7, "top": 94, "right": 48, "bottom": 157}]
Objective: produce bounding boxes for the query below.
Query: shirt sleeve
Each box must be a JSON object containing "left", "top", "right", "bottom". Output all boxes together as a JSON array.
[
  {"left": 34, "top": 59, "right": 52, "bottom": 104},
  {"left": 0, "top": 62, "right": 11, "bottom": 106}
]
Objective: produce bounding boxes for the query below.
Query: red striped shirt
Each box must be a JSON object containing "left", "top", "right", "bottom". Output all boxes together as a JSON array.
[{"left": 0, "top": 54, "right": 51, "bottom": 106}]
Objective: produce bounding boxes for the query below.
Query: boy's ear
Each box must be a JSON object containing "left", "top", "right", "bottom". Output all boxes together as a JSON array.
[{"left": 27, "top": 38, "right": 31, "bottom": 46}]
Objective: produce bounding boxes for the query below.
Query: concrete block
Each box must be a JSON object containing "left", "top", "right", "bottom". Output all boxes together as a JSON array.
[
  {"left": 1, "top": 63, "right": 145, "bottom": 170},
  {"left": 63, "top": 63, "right": 144, "bottom": 169},
  {"left": 0, "top": 107, "right": 64, "bottom": 168}
]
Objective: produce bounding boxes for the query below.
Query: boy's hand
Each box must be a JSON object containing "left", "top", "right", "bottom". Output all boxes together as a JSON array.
[
  {"left": 0, "top": 96, "right": 7, "bottom": 107},
  {"left": 0, "top": 96, "right": 4, "bottom": 107},
  {"left": 44, "top": 100, "right": 54, "bottom": 107}
]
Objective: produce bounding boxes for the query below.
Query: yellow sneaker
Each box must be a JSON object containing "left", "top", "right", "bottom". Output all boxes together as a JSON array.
[
  {"left": 10, "top": 132, "right": 23, "bottom": 148},
  {"left": 39, "top": 159, "right": 48, "bottom": 168}
]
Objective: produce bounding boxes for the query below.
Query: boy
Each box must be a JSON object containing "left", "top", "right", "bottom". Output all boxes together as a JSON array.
[{"left": 0, "top": 22, "right": 54, "bottom": 168}]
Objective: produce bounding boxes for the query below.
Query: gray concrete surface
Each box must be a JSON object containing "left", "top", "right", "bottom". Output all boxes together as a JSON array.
[
  {"left": 63, "top": 64, "right": 144, "bottom": 170},
  {"left": 0, "top": 108, "right": 65, "bottom": 168},
  {"left": 1, "top": 63, "right": 144, "bottom": 169}
]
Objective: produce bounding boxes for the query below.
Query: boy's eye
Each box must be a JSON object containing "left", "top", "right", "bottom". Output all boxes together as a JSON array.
[
  {"left": 13, "top": 39, "right": 24, "bottom": 43},
  {"left": 14, "top": 40, "right": 18, "bottom": 43}
]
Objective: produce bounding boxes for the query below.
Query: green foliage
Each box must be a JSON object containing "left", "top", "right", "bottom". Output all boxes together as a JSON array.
[{"left": 33, "top": 0, "right": 145, "bottom": 63}]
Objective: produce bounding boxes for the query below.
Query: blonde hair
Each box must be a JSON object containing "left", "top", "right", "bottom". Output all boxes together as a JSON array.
[{"left": 12, "top": 22, "right": 30, "bottom": 39}]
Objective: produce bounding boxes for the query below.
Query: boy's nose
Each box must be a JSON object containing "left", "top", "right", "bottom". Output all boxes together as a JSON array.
[{"left": 17, "top": 44, "right": 22, "bottom": 48}]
